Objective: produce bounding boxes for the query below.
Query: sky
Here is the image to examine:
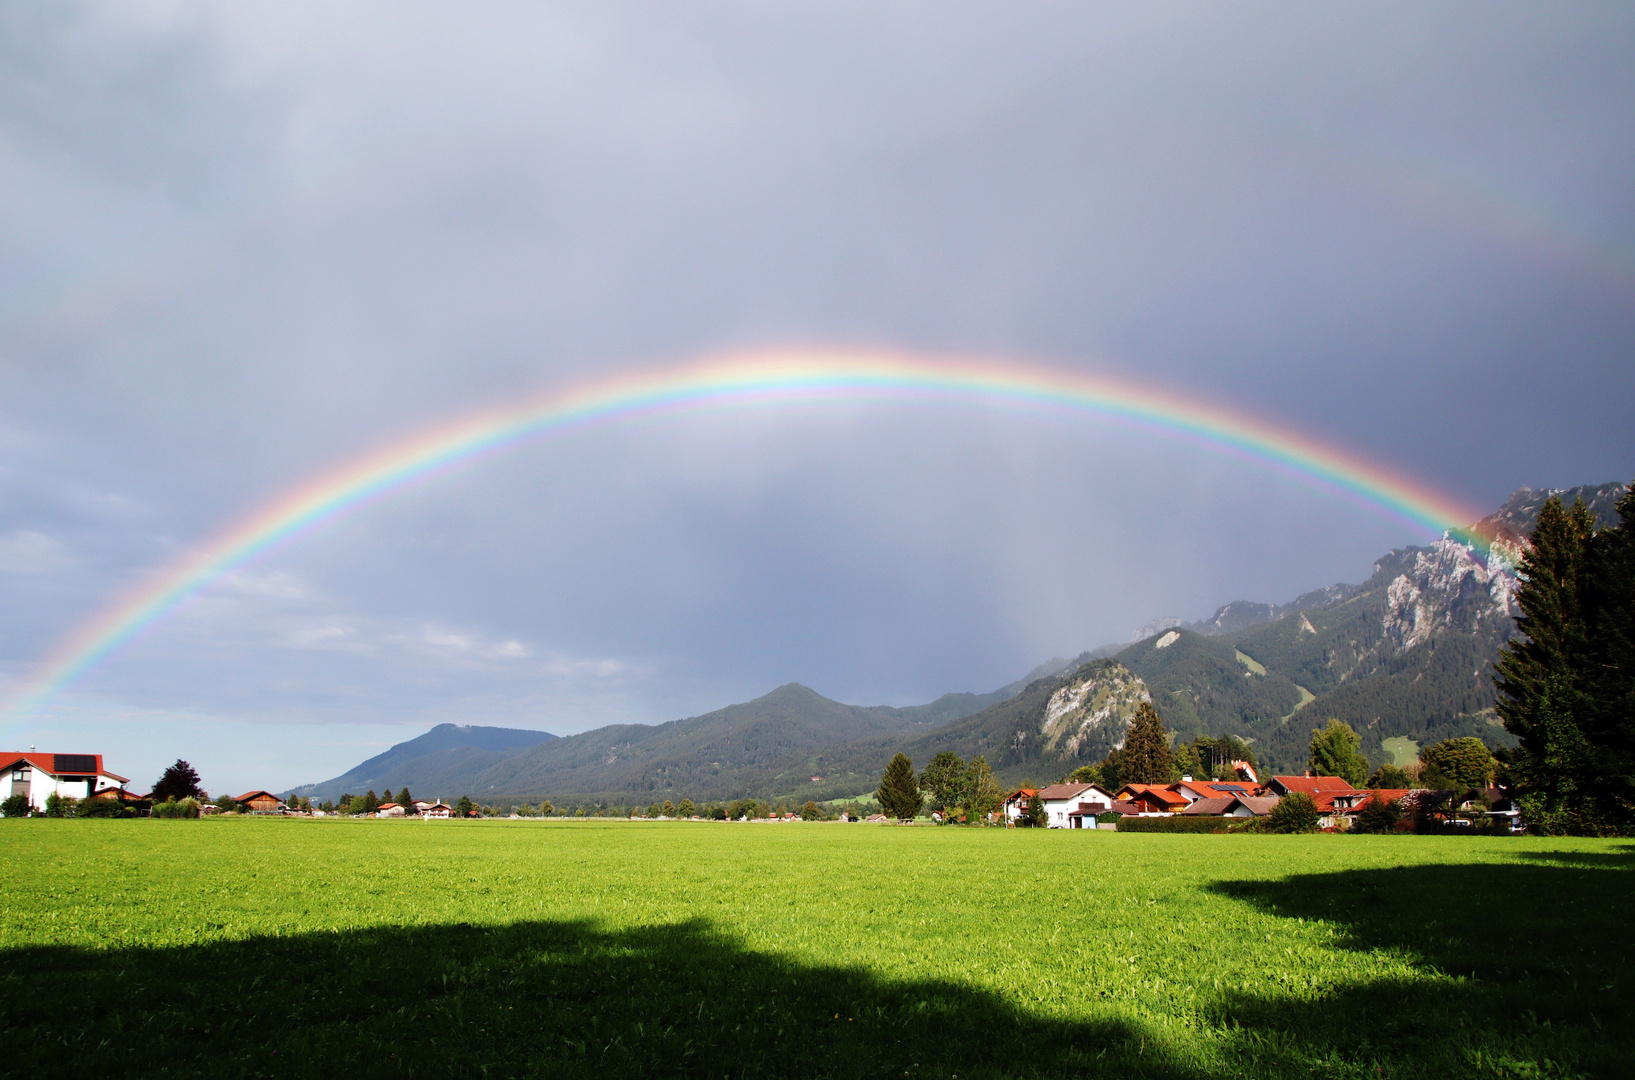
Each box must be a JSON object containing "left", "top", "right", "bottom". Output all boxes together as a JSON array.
[{"left": 1, "top": 2, "right": 1632, "bottom": 795}]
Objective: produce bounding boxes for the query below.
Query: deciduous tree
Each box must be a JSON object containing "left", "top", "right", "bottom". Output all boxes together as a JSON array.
[
  {"left": 1266, "top": 791, "right": 1320, "bottom": 833},
  {"left": 1308, "top": 720, "right": 1369, "bottom": 786},
  {"left": 1420, "top": 737, "right": 1494, "bottom": 792},
  {"left": 964, "top": 755, "right": 1004, "bottom": 823},
  {"left": 918, "top": 751, "right": 967, "bottom": 813}
]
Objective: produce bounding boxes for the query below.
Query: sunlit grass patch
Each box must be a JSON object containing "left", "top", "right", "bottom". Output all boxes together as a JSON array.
[{"left": 0, "top": 819, "right": 1628, "bottom": 1078}]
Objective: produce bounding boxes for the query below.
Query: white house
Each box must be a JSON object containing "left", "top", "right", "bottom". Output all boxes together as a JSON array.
[
  {"left": 1, "top": 752, "right": 130, "bottom": 811},
  {"left": 421, "top": 802, "right": 452, "bottom": 819},
  {"left": 1002, "top": 788, "right": 1038, "bottom": 824},
  {"left": 1037, "top": 782, "right": 1118, "bottom": 829}
]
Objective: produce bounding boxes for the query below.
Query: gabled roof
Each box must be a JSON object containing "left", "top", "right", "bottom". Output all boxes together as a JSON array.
[
  {"left": 236, "top": 790, "right": 281, "bottom": 803},
  {"left": 1174, "top": 780, "right": 1255, "bottom": 800},
  {"left": 1038, "top": 782, "right": 1113, "bottom": 802},
  {"left": 1116, "top": 784, "right": 1189, "bottom": 807},
  {"left": 1180, "top": 797, "right": 1235, "bottom": 816},
  {"left": 0, "top": 751, "right": 126, "bottom": 783},
  {"left": 1232, "top": 796, "right": 1281, "bottom": 816},
  {"left": 1267, "top": 775, "right": 1355, "bottom": 796},
  {"left": 1005, "top": 788, "right": 1038, "bottom": 802},
  {"left": 377, "top": 802, "right": 403, "bottom": 810}
]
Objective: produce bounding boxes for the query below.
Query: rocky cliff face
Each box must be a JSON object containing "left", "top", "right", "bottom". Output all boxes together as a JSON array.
[
  {"left": 1039, "top": 662, "right": 1151, "bottom": 756},
  {"left": 1381, "top": 537, "right": 1520, "bottom": 652}
]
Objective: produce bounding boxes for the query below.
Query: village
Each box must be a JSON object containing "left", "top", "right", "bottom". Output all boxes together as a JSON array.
[{"left": 3, "top": 745, "right": 1519, "bottom": 834}]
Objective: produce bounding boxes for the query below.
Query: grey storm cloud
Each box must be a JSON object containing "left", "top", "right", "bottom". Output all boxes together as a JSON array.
[{"left": 1, "top": 1, "right": 1632, "bottom": 792}]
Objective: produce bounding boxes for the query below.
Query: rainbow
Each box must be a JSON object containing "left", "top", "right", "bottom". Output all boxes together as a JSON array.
[{"left": 0, "top": 348, "right": 1492, "bottom": 727}]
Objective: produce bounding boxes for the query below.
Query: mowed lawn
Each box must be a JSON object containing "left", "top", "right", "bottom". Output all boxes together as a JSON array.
[{"left": 1, "top": 821, "right": 1629, "bottom": 1079}]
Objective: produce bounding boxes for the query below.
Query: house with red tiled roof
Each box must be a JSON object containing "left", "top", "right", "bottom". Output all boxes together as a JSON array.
[
  {"left": 1, "top": 752, "right": 130, "bottom": 812},
  {"left": 1002, "top": 788, "right": 1039, "bottom": 825},
  {"left": 1180, "top": 795, "right": 1280, "bottom": 818},
  {"left": 1170, "top": 778, "right": 1259, "bottom": 803},
  {"left": 1114, "top": 784, "right": 1190, "bottom": 814},
  {"left": 1261, "top": 775, "right": 1355, "bottom": 798},
  {"left": 1037, "top": 782, "right": 1117, "bottom": 829},
  {"left": 375, "top": 802, "right": 407, "bottom": 818}
]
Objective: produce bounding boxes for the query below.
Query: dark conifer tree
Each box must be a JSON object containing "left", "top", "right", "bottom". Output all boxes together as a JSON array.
[
  {"left": 150, "top": 759, "right": 205, "bottom": 803},
  {"left": 1495, "top": 496, "right": 1595, "bottom": 752},
  {"left": 1583, "top": 483, "right": 1635, "bottom": 823},
  {"left": 877, "top": 753, "right": 923, "bottom": 821},
  {"left": 396, "top": 787, "right": 412, "bottom": 807},
  {"left": 1494, "top": 496, "right": 1620, "bottom": 831},
  {"left": 1118, "top": 702, "right": 1174, "bottom": 784}
]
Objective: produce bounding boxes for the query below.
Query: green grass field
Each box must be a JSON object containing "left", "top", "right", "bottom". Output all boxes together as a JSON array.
[{"left": 1, "top": 820, "right": 1629, "bottom": 1080}]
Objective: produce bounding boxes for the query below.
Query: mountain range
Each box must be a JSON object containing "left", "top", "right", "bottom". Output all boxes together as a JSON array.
[{"left": 291, "top": 483, "right": 1627, "bottom": 807}]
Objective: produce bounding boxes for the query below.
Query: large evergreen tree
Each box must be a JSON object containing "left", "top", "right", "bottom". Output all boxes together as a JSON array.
[
  {"left": 1495, "top": 492, "right": 1635, "bottom": 834},
  {"left": 1308, "top": 720, "right": 1369, "bottom": 786},
  {"left": 1496, "top": 496, "right": 1596, "bottom": 753},
  {"left": 1119, "top": 702, "right": 1174, "bottom": 784},
  {"left": 150, "top": 759, "right": 205, "bottom": 803},
  {"left": 877, "top": 753, "right": 923, "bottom": 821},
  {"left": 1582, "top": 484, "right": 1635, "bottom": 824}
]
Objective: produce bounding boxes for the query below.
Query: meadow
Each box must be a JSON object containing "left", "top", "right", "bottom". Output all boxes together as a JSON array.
[{"left": 0, "top": 819, "right": 1628, "bottom": 1080}]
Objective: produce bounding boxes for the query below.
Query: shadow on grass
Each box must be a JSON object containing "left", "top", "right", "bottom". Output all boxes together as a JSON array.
[
  {"left": 2, "top": 917, "right": 1176, "bottom": 1080},
  {"left": 1206, "top": 851, "right": 1635, "bottom": 1078}
]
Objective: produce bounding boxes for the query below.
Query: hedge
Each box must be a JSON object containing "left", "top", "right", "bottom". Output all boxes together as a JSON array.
[{"left": 1115, "top": 815, "right": 1233, "bottom": 833}]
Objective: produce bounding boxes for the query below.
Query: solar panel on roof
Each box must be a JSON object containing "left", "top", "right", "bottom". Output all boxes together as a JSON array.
[{"left": 53, "top": 754, "right": 96, "bottom": 774}]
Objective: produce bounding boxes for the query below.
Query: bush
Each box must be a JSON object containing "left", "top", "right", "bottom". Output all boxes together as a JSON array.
[
  {"left": 1, "top": 794, "right": 29, "bottom": 817},
  {"left": 1352, "top": 795, "right": 1403, "bottom": 834},
  {"left": 76, "top": 796, "right": 127, "bottom": 818},
  {"left": 151, "top": 797, "right": 201, "bottom": 819},
  {"left": 43, "top": 793, "right": 76, "bottom": 818},
  {"left": 1095, "top": 811, "right": 1123, "bottom": 824},
  {"left": 1116, "top": 816, "right": 1231, "bottom": 833},
  {"left": 1265, "top": 792, "right": 1320, "bottom": 834}
]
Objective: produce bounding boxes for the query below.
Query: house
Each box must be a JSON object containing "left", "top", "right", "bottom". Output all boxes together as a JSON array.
[
  {"left": 376, "top": 802, "right": 407, "bottom": 817},
  {"left": 1037, "top": 782, "right": 1118, "bottom": 828},
  {"left": 421, "top": 802, "right": 452, "bottom": 819},
  {"left": 235, "top": 790, "right": 283, "bottom": 813},
  {"left": 1261, "top": 775, "right": 1355, "bottom": 798},
  {"left": 1, "top": 752, "right": 131, "bottom": 812},
  {"left": 1181, "top": 795, "right": 1279, "bottom": 818},
  {"left": 1002, "top": 788, "right": 1039, "bottom": 824},
  {"left": 1170, "top": 778, "right": 1258, "bottom": 803},
  {"left": 90, "top": 786, "right": 149, "bottom": 807},
  {"left": 1114, "top": 784, "right": 1189, "bottom": 815}
]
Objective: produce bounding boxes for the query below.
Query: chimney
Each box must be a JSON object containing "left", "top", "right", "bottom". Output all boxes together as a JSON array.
[{"left": 1182, "top": 775, "right": 1193, "bottom": 783}]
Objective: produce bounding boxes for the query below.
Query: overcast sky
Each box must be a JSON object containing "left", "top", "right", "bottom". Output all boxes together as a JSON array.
[{"left": 2, "top": 2, "right": 1632, "bottom": 795}]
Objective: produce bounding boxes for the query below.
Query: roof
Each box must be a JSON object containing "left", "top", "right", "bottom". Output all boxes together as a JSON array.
[
  {"left": 377, "top": 802, "right": 403, "bottom": 810},
  {"left": 1267, "top": 775, "right": 1355, "bottom": 796},
  {"left": 1117, "top": 784, "right": 1189, "bottom": 807},
  {"left": 1233, "top": 796, "right": 1281, "bottom": 816},
  {"left": 235, "top": 790, "right": 280, "bottom": 802},
  {"left": 1180, "top": 797, "right": 1235, "bottom": 816},
  {"left": 1175, "top": 780, "right": 1255, "bottom": 799},
  {"left": 1005, "top": 788, "right": 1038, "bottom": 801},
  {"left": 0, "top": 752, "right": 126, "bottom": 783},
  {"left": 425, "top": 802, "right": 452, "bottom": 810},
  {"left": 1038, "top": 782, "right": 1113, "bottom": 801}
]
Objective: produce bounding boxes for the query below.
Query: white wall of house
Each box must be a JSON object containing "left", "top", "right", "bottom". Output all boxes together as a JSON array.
[
  {"left": 1042, "top": 785, "right": 1116, "bottom": 829},
  {"left": 3, "top": 765, "right": 127, "bottom": 811}
]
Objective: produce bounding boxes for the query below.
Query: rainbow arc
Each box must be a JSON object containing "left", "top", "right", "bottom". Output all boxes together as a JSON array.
[{"left": 0, "top": 349, "right": 1492, "bottom": 727}]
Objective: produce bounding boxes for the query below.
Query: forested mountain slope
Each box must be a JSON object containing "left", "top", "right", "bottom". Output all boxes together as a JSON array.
[
  {"left": 291, "top": 679, "right": 1019, "bottom": 804},
  {"left": 294, "top": 723, "right": 556, "bottom": 803}
]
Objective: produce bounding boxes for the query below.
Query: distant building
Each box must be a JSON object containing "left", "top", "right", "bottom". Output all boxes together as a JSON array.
[
  {"left": 376, "top": 802, "right": 408, "bottom": 817},
  {"left": 235, "top": 790, "right": 283, "bottom": 813},
  {"left": 421, "top": 802, "right": 452, "bottom": 819},
  {"left": 0, "top": 752, "right": 130, "bottom": 812}
]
